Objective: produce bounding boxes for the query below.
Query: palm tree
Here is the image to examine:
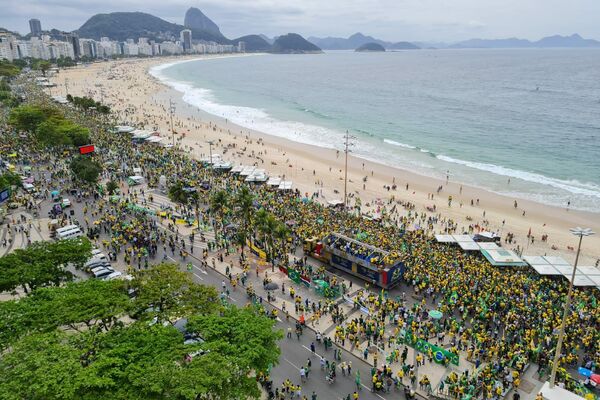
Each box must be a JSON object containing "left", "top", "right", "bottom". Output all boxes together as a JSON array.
[
  {"left": 272, "top": 222, "right": 291, "bottom": 264},
  {"left": 210, "top": 189, "right": 229, "bottom": 237},
  {"left": 106, "top": 179, "right": 119, "bottom": 195},
  {"left": 234, "top": 186, "right": 254, "bottom": 235}
]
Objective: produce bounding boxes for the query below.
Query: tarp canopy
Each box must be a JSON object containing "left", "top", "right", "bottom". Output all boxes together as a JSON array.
[
  {"left": 480, "top": 249, "right": 527, "bottom": 267},
  {"left": 434, "top": 234, "right": 455, "bottom": 243},
  {"left": 278, "top": 181, "right": 292, "bottom": 190},
  {"left": 266, "top": 177, "right": 282, "bottom": 186}
]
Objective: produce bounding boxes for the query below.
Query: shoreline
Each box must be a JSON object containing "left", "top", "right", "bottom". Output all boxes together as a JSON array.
[{"left": 48, "top": 56, "right": 600, "bottom": 264}]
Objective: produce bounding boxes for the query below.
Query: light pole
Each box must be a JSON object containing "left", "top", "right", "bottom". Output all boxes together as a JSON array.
[
  {"left": 169, "top": 98, "right": 176, "bottom": 146},
  {"left": 343, "top": 130, "right": 355, "bottom": 209},
  {"left": 548, "top": 226, "right": 594, "bottom": 388},
  {"left": 207, "top": 140, "right": 214, "bottom": 168}
]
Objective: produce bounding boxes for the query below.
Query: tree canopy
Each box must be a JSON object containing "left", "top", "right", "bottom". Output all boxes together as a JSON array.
[
  {"left": 70, "top": 155, "right": 102, "bottom": 184},
  {"left": 0, "top": 237, "right": 92, "bottom": 294},
  {"left": 0, "top": 262, "right": 281, "bottom": 400}
]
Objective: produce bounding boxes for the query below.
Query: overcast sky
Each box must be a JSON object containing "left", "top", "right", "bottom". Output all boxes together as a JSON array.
[{"left": 2, "top": 0, "right": 600, "bottom": 42}]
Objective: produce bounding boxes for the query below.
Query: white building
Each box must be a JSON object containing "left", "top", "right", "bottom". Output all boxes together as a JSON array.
[{"left": 0, "top": 32, "right": 18, "bottom": 61}]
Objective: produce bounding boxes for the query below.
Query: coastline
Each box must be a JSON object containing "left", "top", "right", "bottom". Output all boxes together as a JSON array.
[{"left": 48, "top": 56, "right": 600, "bottom": 264}]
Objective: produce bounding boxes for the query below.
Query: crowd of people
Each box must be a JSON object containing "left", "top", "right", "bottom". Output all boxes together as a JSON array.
[{"left": 2, "top": 71, "right": 598, "bottom": 400}]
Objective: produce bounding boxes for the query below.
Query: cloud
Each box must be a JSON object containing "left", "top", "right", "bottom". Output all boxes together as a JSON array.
[{"left": 1, "top": 0, "right": 599, "bottom": 42}]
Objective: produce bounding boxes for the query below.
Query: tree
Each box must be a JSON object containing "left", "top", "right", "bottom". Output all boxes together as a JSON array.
[
  {"left": 0, "top": 60, "right": 20, "bottom": 78},
  {"left": 131, "top": 263, "right": 219, "bottom": 325},
  {"left": 210, "top": 189, "right": 229, "bottom": 236},
  {"left": 234, "top": 185, "right": 254, "bottom": 237},
  {"left": 37, "top": 60, "right": 51, "bottom": 76},
  {"left": 186, "top": 306, "right": 283, "bottom": 399},
  {"left": 106, "top": 179, "right": 119, "bottom": 195},
  {"left": 0, "top": 237, "right": 92, "bottom": 294},
  {"left": 9, "top": 104, "right": 48, "bottom": 132},
  {"left": 168, "top": 181, "right": 197, "bottom": 205},
  {"left": 0, "top": 279, "right": 130, "bottom": 350},
  {"left": 70, "top": 155, "right": 102, "bottom": 185},
  {"left": 0, "top": 171, "right": 21, "bottom": 191}
]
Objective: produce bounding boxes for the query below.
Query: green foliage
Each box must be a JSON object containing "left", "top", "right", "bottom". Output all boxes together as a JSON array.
[
  {"left": 131, "top": 263, "right": 220, "bottom": 325},
  {"left": 0, "top": 279, "right": 130, "bottom": 349},
  {"left": 0, "top": 171, "right": 21, "bottom": 190},
  {"left": 36, "top": 116, "right": 90, "bottom": 147},
  {"left": 56, "top": 56, "right": 76, "bottom": 68},
  {"left": 9, "top": 104, "right": 51, "bottom": 132},
  {"left": 0, "top": 237, "right": 92, "bottom": 294},
  {"left": 33, "top": 60, "right": 52, "bottom": 76},
  {"left": 0, "top": 59, "right": 21, "bottom": 78},
  {"left": 106, "top": 179, "right": 119, "bottom": 195},
  {"left": 168, "top": 181, "right": 198, "bottom": 205},
  {"left": 187, "top": 306, "right": 283, "bottom": 398},
  {"left": 70, "top": 155, "right": 102, "bottom": 184}
]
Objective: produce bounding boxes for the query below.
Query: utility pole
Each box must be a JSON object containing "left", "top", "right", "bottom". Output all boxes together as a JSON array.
[
  {"left": 207, "top": 140, "right": 214, "bottom": 167},
  {"left": 343, "top": 130, "right": 354, "bottom": 209},
  {"left": 169, "top": 98, "right": 175, "bottom": 146}
]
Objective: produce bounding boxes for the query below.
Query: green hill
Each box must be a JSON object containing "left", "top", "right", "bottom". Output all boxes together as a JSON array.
[
  {"left": 77, "top": 12, "right": 229, "bottom": 44},
  {"left": 355, "top": 42, "right": 385, "bottom": 52},
  {"left": 270, "top": 33, "right": 322, "bottom": 54},
  {"left": 232, "top": 35, "right": 272, "bottom": 52}
]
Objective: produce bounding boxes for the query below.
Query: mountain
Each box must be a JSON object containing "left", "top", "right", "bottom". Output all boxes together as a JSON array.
[
  {"left": 184, "top": 7, "right": 222, "bottom": 38},
  {"left": 388, "top": 41, "right": 420, "bottom": 50},
  {"left": 308, "top": 32, "right": 419, "bottom": 50},
  {"left": 270, "top": 33, "right": 322, "bottom": 54},
  {"left": 449, "top": 37, "right": 532, "bottom": 49},
  {"left": 233, "top": 35, "right": 272, "bottom": 52},
  {"left": 259, "top": 34, "right": 274, "bottom": 45},
  {"left": 450, "top": 34, "right": 600, "bottom": 48},
  {"left": 77, "top": 12, "right": 229, "bottom": 44},
  {"left": 355, "top": 42, "right": 385, "bottom": 52},
  {"left": 535, "top": 33, "right": 600, "bottom": 47}
]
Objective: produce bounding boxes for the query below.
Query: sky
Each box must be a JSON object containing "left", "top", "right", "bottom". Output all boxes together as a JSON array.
[{"left": 2, "top": 0, "right": 600, "bottom": 42}]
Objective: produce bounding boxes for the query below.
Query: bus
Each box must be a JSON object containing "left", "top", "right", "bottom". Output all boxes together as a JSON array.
[{"left": 55, "top": 225, "right": 83, "bottom": 240}]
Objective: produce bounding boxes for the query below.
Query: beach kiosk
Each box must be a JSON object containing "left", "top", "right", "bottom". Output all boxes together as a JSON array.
[{"left": 309, "top": 232, "right": 405, "bottom": 289}]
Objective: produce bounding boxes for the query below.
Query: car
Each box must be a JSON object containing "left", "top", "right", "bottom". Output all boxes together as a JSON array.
[
  {"left": 102, "top": 271, "right": 123, "bottom": 281},
  {"left": 93, "top": 268, "right": 115, "bottom": 279},
  {"left": 90, "top": 265, "right": 113, "bottom": 275},
  {"left": 61, "top": 198, "right": 71, "bottom": 208},
  {"left": 85, "top": 261, "right": 111, "bottom": 272}
]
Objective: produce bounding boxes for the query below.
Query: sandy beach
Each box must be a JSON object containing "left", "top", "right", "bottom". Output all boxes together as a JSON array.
[{"left": 47, "top": 56, "right": 600, "bottom": 265}]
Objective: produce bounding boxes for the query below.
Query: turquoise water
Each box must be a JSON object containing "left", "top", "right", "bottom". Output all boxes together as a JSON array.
[{"left": 151, "top": 50, "right": 600, "bottom": 212}]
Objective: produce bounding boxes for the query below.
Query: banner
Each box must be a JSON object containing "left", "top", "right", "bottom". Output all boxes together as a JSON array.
[{"left": 400, "top": 331, "right": 459, "bottom": 366}]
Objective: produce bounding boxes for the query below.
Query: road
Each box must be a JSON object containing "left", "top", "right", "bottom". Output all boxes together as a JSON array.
[{"left": 22, "top": 189, "right": 404, "bottom": 400}]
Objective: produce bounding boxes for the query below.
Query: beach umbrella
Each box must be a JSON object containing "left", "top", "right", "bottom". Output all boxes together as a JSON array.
[
  {"left": 264, "top": 282, "right": 279, "bottom": 291},
  {"left": 578, "top": 367, "right": 592, "bottom": 377}
]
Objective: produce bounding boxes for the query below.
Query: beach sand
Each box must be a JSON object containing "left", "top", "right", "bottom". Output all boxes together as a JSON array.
[{"left": 47, "top": 56, "right": 600, "bottom": 266}]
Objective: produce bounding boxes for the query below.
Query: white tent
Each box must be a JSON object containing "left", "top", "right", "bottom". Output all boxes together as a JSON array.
[
  {"left": 266, "top": 177, "right": 282, "bottom": 186},
  {"left": 434, "top": 234, "right": 455, "bottom": 243},
  {"left": 278, "top": 181, "right": 293, "bottom": 190}
]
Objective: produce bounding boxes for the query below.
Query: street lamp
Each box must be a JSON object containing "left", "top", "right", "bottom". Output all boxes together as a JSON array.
[
  {"left": 548, "top": 227, "right": 595, "bottom": 388},
  {"left": 207, "top": 140, "right": 214, "bottom": 168}
]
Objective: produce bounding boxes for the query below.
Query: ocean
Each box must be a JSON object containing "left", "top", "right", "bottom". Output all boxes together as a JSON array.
[{"left": 150, "top": 49, "right": 600, "bottom": 212}]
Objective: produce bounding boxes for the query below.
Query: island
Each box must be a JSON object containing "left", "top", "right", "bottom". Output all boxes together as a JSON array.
[
  {"left": 270, "top": 33, "right": 323, "bottom": 54},
  {"left": 355, "top": 42, "right": 386, "bottom": 52}
]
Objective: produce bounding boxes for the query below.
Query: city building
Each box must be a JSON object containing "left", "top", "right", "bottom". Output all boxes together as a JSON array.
[
  {"left": 29, "top": 19, "right": 42, "bottom": 37},
  {"left": 180, "top": 29, "right": 192, "bottom": 53},
  {"left": 0, "top": 32, "right": 18, "bottom": 61}
]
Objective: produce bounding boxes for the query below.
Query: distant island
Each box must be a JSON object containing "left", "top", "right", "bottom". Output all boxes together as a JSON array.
[
  {"left": 309, "top": 33, "right": 420, "bottom": 50},
  {"left": 270, "top": 33, "right": 323, "bottom": 54},
  {"left": 355, "top": 42, "right": 385, "bottom": 52},
  {"left": 309, "top": 32, "right": 600, "bottom": 50}
]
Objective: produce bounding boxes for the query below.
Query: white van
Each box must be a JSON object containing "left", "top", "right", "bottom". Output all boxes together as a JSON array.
[{"left": 56, "top": 225, "right": 82, "bottom": 240}]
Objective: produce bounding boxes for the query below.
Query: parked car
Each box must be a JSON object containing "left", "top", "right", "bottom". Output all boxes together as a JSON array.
[
  {"left": 61, "top": 198, "right": 71, "bottom": 208},
  {"left": 93, "top": 268, "right": 115, "bottom": 279},
  {"left": 102, "top": 271, "right": 123, "bottom": 281}
]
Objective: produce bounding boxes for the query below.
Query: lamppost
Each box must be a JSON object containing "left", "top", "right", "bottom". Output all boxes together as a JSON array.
[
  {"left": 548, "top": 226, "right": 595, "bottom": 388},
  {"left": 207, "top": 140, "right": 214, "bottom": 168},
  {"left": 169, "top": 98, "right": 175, "bottom": 146}
]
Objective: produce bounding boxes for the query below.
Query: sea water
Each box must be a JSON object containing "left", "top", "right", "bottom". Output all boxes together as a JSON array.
[{"left": 150, "top": 49, "right": 600, "bottom": 212}]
